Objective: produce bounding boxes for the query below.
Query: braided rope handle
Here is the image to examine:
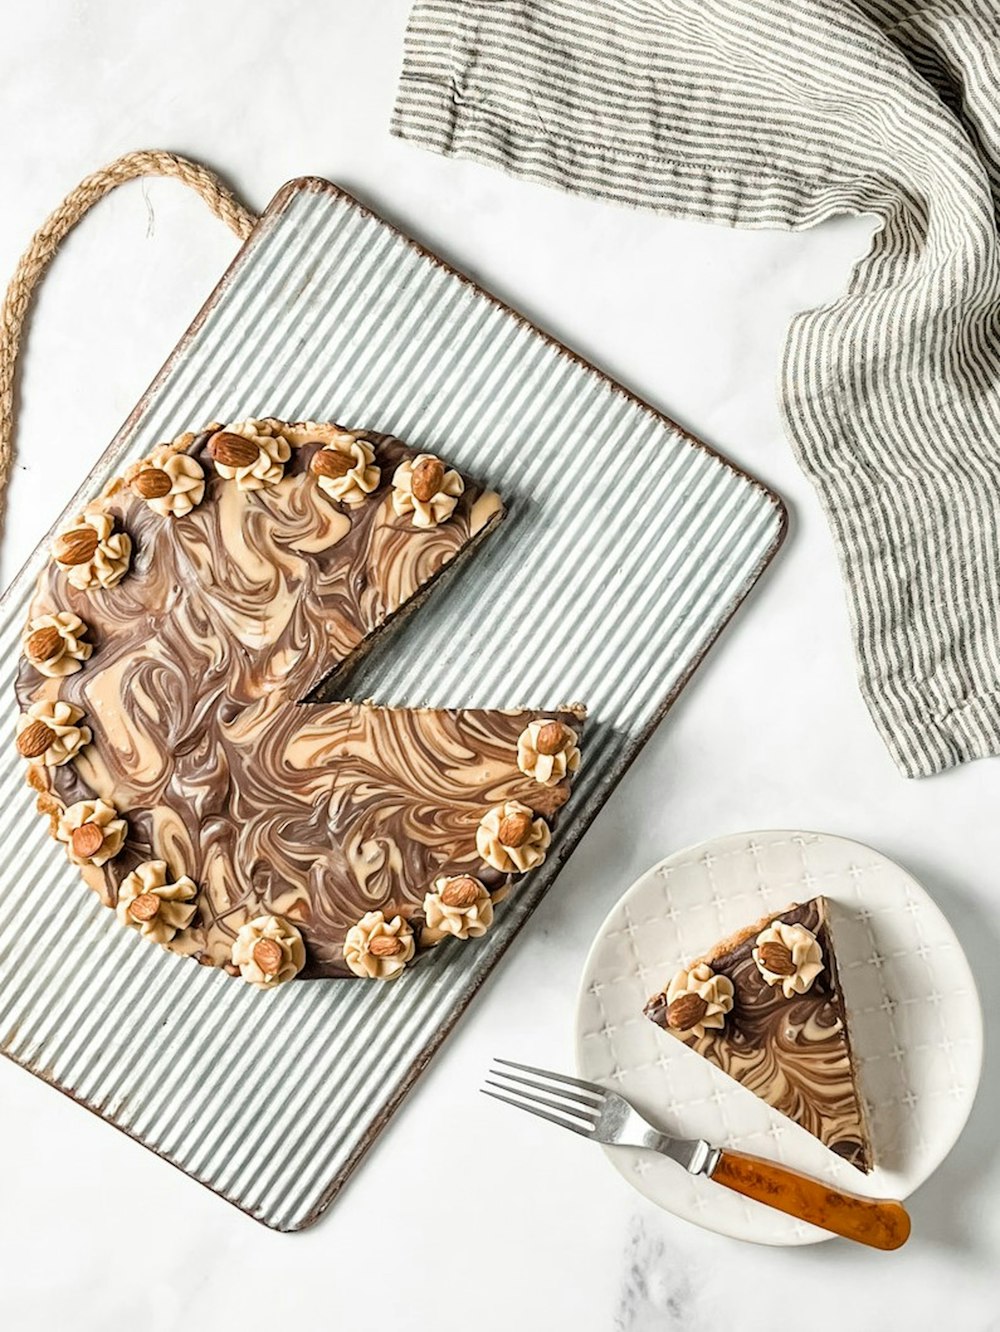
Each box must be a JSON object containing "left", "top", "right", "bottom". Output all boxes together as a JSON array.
[{"left": 0, "top": 150, "right": 258, "bottom": 511}]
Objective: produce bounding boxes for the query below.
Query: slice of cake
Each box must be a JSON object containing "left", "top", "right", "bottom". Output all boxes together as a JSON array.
[
  {"left": 644, "top": 897, "right": 872, "bottom": 1171},
  {"left": 15, "top": 419, "right": 584, "bottom": 985}
]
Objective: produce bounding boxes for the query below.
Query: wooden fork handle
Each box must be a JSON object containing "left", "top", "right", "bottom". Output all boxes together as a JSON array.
[{"left": 710, "top": 1149, "right": 911, "bottom": 1250}]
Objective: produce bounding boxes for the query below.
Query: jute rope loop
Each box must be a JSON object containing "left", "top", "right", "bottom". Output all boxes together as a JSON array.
[{"left": 0, "top": 150, "right": 258, "bottom": 513}]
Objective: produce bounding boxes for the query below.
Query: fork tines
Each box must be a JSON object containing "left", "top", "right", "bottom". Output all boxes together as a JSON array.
[{"left": 481, "top": 1058, "right": 606, "bottom": 1138}]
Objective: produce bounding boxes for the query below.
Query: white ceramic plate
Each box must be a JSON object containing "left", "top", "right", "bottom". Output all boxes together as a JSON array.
[{"left": 574, "top": 830, "right": 982, "bottom": 1244}]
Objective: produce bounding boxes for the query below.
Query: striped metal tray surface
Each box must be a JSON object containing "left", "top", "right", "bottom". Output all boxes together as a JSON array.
[{"left": 0, "top": 179, "right": 785, "bottom": 1230}]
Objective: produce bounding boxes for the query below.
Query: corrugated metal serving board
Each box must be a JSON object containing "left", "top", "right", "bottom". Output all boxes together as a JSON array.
[{"left": 0, "top": 178, "right": 785, "bottom": 1230}]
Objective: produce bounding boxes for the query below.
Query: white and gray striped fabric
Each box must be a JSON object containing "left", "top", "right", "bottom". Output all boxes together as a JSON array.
[{"left": 393, "top": 0, "right": 1000, "bottom": 778}]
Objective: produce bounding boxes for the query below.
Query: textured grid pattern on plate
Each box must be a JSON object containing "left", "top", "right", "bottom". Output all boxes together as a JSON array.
[
  {"left": 0, "top": 180, "right": 783, "bottom": 1231},
  {"left": 576, "top": 831, "right": 982, "bottom": 1245}
]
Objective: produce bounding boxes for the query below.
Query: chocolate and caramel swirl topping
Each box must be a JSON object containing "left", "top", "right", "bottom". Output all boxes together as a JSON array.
[{"left": 16, "top": 419, "right": 584, "bottom": 980}]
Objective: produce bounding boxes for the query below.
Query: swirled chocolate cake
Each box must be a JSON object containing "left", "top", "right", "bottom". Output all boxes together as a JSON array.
[
  {"left": 644, "top": 897, "right": 872, "bottom": 1172},
  {"left": 15, "top": 419, "right": 584, "bottom": 986}
]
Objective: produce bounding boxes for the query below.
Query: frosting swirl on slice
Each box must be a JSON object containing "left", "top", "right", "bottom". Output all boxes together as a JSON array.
[
  {"left": 22, "top": 611, "right": 92, "bottom": 677},
  {"left": 421, "top": 875, "right": 494, "bottom": 945},
  {"left": 476, "top": 801, "right": 551, "bottom": 873},
  {"left": 517, "top": 719, "right": 581, "bottom": 787},
  {"left": 231, "top": 914, "right": 306, "bottom": 988},
  {"left": 116, "top": 861, "right": 197, "bottom": 944},
  {"left": 665, "top": 962, "right": 734, "bottom": 1039},
  {"left": 753, "top": 921, "right": 824, "bottom": 998},
  {"left": 51, "top": 512, "right": 131, "bottom": 590},
  {"left": 344, "top": 910, "right": 415, "bottom": 979},
  {"left": 391, "top": 453, "right": 464, "bottom": 528},
  {"left": 57, "top": 798, "right": 127, "bottom": 866},
  {"left": 16, "top": 699, "right": 91, "bottom": 766}
]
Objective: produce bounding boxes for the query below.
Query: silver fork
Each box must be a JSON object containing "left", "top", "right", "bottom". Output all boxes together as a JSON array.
[{"left": 482, "top": 1059, "right": 910, "bottom": 1250}]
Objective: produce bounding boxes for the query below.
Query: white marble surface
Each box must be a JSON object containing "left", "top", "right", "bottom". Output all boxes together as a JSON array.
[{"left": 0, "top": 4, "right": 997, "bottom": 1328}]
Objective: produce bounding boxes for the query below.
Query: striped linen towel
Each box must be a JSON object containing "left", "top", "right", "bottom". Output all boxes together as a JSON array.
[{"left": 392, "top": 0, "right": 1000, "bottom": 779}]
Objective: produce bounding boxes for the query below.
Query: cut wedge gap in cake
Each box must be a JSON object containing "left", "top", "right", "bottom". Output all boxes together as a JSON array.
[
  {"left": 306, "top": 500, "right": 505, "bottom": 707},
  {"left": 644, "top": 896, "right": 873, "bottom": 1172}
]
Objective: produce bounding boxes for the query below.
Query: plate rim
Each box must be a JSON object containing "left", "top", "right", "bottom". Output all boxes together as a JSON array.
[{"left": 573, "top": 827, "right": 984, "bottom": 1246}]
